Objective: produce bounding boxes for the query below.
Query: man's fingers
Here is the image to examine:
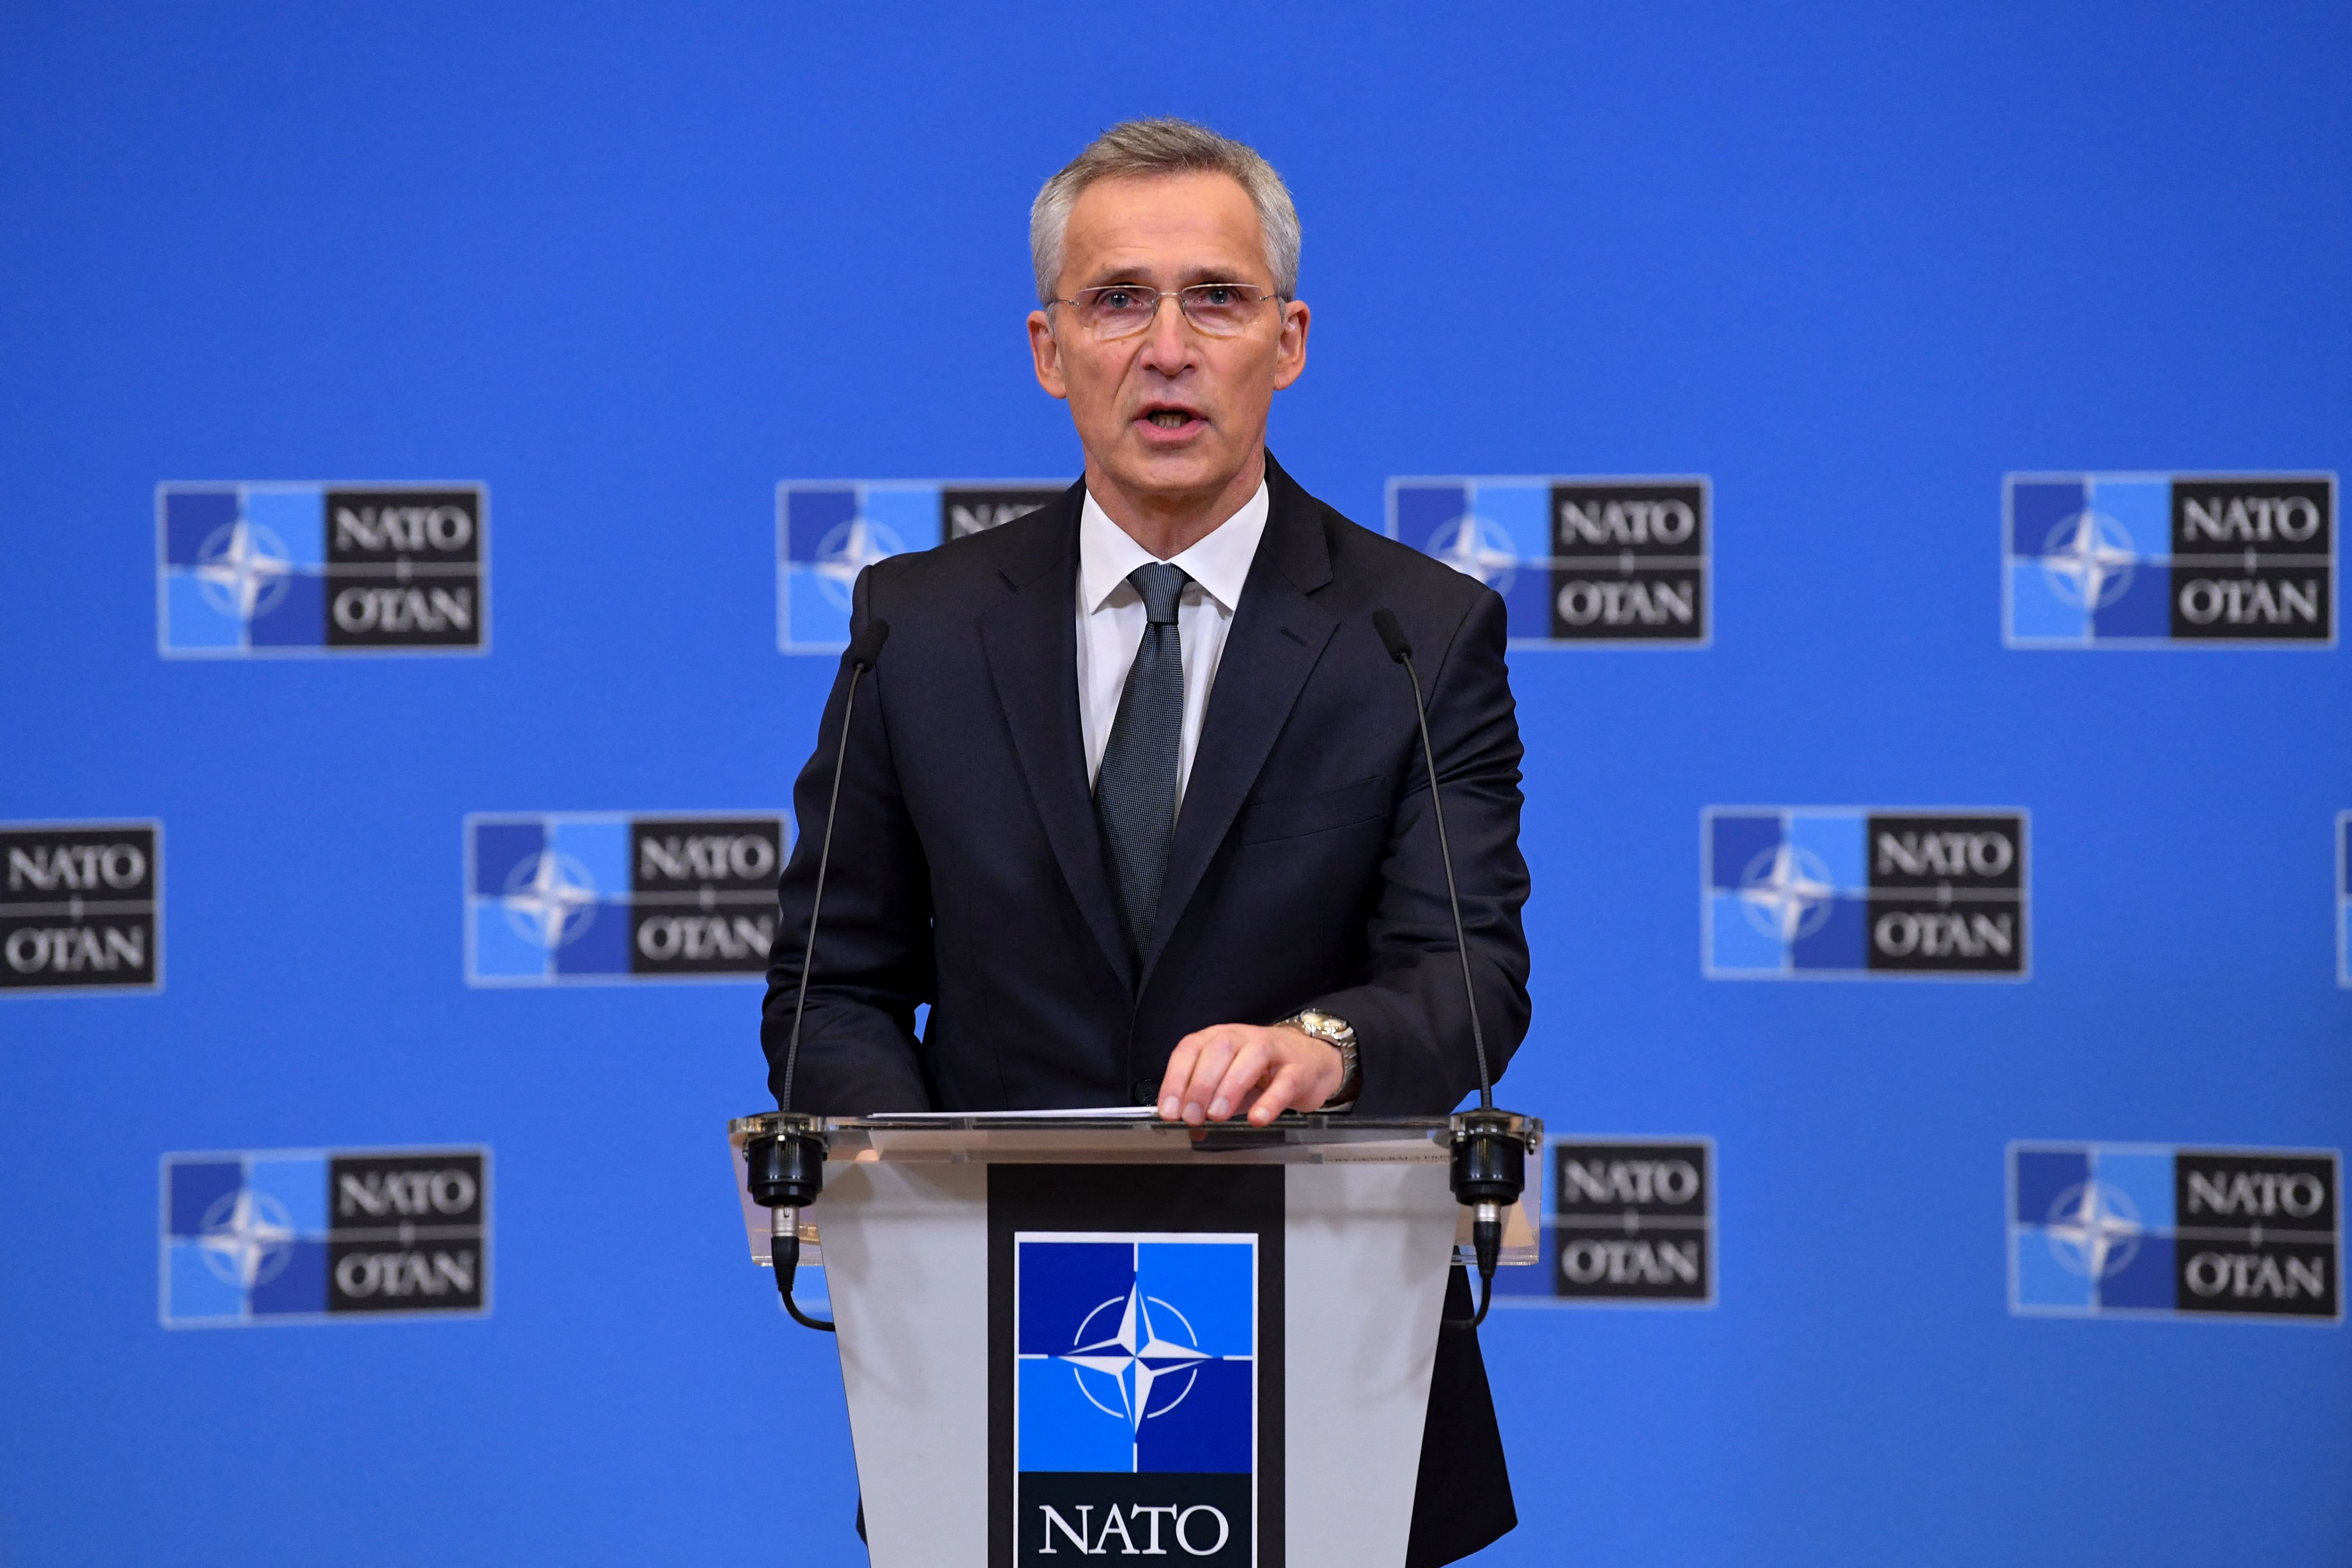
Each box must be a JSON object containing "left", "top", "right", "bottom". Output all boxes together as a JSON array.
[
  {"left": 1161, "top": 1026, "right": 1234, "bottom": 1120},
  {"left": 1175, "top": 1030, "right": 1241, "bottom": 1124},
  {"left": 1157, "top": 1033, "right": 1205, "bottom": 1120},
  {"left": 1246, "top": 1063, "right": 1306, "bottom": 1126},
  {"left": 1161, "top": 1025, "right": 1338, "bottom": 1125},
  {"left": 1206, "top": 1042, "right": 1269, "bottom": 1121}
]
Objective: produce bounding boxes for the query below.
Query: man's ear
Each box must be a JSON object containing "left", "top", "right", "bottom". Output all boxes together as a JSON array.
[
  {"left": 1271, "top": 299, "right": 1310, "bottom": 392},
  {"left": 1028, "top": 310, "right": 1068, "bottom": 400}
]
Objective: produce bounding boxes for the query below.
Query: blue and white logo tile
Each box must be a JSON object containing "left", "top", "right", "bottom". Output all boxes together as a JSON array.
[
  {"left": 465, "top": 812, "right": 788, "bottom": 985},
  {"left": 1017, "top": 1233, "right": 1255, "bottom": 1562},
  {"left": 1388, "top": 476, "right": 1709, "bottom": 645},
  {"left": 2004, "top": 472, "right": 2334, "bottom": 647},
  {"left": 2338, "top": 812, "right": 2350, "bottom": 988},
  {"left": 1492, "top": 1138, "right": 1715, "bottom": 1307},
  {"left": 1, "top": 820, "right": 161, "bottom": 994},
  {"left": 2009, "top": 1143, "right": 2340, "bottom": 1322},
  {"left": 777, "top": 480, "right": 1065, "bottom": 651},
  {"left": 1703, "top": 807, "right": 2029, "bottom": 978},
  {"left": 156, "top": 483, "right": 487, "bottom": 656},
  {"left": 161, "top": 1147, "right": 489, "bottom": 1326}
]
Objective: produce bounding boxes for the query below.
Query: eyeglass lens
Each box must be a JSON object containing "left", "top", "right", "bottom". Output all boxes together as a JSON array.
[{"left": 1072, "top": 284, "right": 1271, "bottom": 338}]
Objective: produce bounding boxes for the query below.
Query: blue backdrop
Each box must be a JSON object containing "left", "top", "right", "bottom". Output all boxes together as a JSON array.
[{"left": 4, "top": 3, "right": 2348, "bottom": 1564}]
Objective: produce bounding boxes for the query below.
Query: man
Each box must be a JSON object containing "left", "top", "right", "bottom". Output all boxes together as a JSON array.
[{"left": 761, "top": 118, "right": 1530, "bottom": 1566}]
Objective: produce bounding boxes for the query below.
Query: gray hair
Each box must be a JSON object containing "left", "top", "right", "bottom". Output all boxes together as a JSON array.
[{"left": 1030, "top": 118, "right": 1301, "bottom": 306}]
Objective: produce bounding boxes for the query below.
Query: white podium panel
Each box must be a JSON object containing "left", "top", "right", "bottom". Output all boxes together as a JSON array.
[{"left": 1281, "top": 1162, "right": 1459, "bottom": 1564}]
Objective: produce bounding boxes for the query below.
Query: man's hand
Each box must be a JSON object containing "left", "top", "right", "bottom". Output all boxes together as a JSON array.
[{"left": 1157, "top": 1023, "right": 1342, "bottom": 1127}]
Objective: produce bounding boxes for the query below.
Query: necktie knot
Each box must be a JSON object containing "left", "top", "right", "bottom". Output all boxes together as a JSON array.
[{"left": 1129, "top": 562, "right": 1189, "bottom": 626}]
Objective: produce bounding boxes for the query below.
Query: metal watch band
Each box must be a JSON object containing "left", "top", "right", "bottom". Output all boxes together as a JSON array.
[{"left": 1282, "top": 1009, "right": 1360, "bottom": 1110}]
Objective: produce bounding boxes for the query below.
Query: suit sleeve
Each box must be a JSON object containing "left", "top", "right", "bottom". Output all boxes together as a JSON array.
[
  {"left": 1307, "top": 586, "right": 1532, "bottom": 1116},
  {"left": 759, "top": 564, "right": 938, "bottom": 1114}
]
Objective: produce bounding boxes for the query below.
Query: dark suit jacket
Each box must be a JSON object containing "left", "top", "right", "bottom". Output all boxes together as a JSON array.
[{"left": 762, "top": 452, "right": 1530, "bottom": 1564}]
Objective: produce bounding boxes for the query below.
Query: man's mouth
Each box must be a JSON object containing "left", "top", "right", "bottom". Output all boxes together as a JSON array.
[{"left": 1138, "top": 406, "right": 1202, "bottom": 431}]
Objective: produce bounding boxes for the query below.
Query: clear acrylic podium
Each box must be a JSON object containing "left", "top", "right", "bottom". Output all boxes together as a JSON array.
[{"left": 726, "top": 1113, "right": 1541, "bottom": 1568}]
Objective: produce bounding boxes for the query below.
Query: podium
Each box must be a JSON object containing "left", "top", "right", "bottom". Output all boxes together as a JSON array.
[{"left": 727, "top": 1112, "right": 1542, "bottom": 1568}]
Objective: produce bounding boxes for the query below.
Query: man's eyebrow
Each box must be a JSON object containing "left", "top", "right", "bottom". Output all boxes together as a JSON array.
[{"left": 1075, "top": 264, "right": 1261, "bottom": 290}]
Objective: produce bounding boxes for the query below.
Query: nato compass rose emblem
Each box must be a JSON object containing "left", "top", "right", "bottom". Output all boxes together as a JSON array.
[
  {"left": 197, "top": 1186, "right": 297, "bottom": 1289},
  {"left": 2044, "top": 1178, "right": 2144, "bottom": 1280},
  {"left": 1738, "top": 843, "right": 1837, "bottom": 942},
  {"left": 811, "top": 514, "right": 905, "bottom": 609},
  {"left": 193, "top": 517, "right": 295, "bottom": 622},
  {"left": 500, "top": 849, "right": 600, "bottom": 951},
  {"left": 1056, "top": 1281, "right": 1214, "bottom": 1431},
  {"left": 2038, "top": 507, "right": 2139, "bottom": 611},
  {"left": 1426, "top": 513, "right": 1520, "bottom": 596}
]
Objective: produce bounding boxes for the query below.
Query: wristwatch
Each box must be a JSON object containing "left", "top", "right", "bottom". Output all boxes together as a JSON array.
[{"left": 1280, "top": 1009, "right": 1360, "bottom": 1111}]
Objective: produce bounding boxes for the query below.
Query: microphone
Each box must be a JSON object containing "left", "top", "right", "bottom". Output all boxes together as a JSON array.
[
  {"left": 747, "top": 616, "right": 891, "bottom": 1334},
  {"left": 1371, "top": 608, "right": 1530, "bottom": 1330}
]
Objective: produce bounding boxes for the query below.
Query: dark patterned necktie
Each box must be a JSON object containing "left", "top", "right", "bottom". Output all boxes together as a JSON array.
[{"left": 1094, "top": 562, "right": 1190, "bottom": 961}]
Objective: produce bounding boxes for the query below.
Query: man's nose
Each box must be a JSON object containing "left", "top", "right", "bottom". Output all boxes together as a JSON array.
[{"left": 1135, "top": 293, "right": 1197, "bottom": 370}]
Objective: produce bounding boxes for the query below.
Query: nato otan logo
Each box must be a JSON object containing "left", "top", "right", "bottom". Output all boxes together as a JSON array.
[
  {"left": 157, "top": 483, "right": 488, "bottom": 655},
  {"left": 777, "top": 479, "right": 1065, "bottom": 650},
  {"left": 1, "top": 821, "right": 160, "bottom": 994},
  {"left": 1017, "top": 1233, "right": 1256, "bottom": 1564},
  {"left": 465, "top": 812, "right": 788, "bottom": 984},
  {"left": 161, "top": 1147, "right": 490, "bottom": 1326},
  {"left": 2010, "top": 1143, "right": 2340, "bottom": 1322},
  {"left": 2005, "top": 472, "right": 2335, "bottom": 647},
  {"left": 2338, "top": 813, "right": 2351, "bottom": 989},
  {"left": 1493, "top": 1138, "right": 1715, "bottom": 1308},
  {"left": 1705, "top": 807, "right": 2029, "bottom": 978},
  {"left": 1389, "top": 476, "right": 1710, "bottom": 645}
]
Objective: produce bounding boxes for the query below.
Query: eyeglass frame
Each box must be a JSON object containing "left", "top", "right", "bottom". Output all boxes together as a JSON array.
[{"left": 1043, "top": 281, "right": 1291, "bottom": 340}]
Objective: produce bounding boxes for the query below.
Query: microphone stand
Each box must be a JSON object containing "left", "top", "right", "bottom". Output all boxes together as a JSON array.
[
  {"left": 1372, "top": 609, "right": 1536, "bottom": 1330},
  {"left": 745, "top": 617, "right": 890, "bottom": 1334}
]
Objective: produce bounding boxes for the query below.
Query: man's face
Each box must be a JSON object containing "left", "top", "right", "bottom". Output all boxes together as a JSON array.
[{"left": 1028, "top": 171, "right": 1309, "bottom": 510}]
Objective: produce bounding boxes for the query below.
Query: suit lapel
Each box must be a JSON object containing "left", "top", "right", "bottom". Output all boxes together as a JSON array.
[
  {"left": 978, "top": 490, "right": 1136, "bottom": 991},
  {"left": 1142, "top": 456, "right": 1338, "bottom": 980}
]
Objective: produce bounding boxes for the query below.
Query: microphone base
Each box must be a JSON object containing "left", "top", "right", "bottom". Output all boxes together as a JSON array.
[
  {"left": 1449, "top": 1107, "right": 1535, "bottom": 1211},
  {"left": 746, "top": 1114, "right": 829, "bottom": 1211},
  {"left": 1446, "top": 1110, "right": 1537, "bottom": 1330}
]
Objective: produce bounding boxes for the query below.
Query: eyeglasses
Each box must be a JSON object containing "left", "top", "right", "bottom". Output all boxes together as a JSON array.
[{"left": 1047, "top": 282, "right": 1283, "bottom": 340}]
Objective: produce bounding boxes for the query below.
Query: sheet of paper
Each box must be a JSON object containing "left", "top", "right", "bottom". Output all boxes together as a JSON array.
[{"left": 871, "top": 1105, "right": 1159, "bottom": 1121}]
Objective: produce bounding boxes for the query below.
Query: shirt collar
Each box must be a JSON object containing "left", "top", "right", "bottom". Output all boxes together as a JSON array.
[{"left": 1079, "top": 477, "right": 1270, "bottom": 614}]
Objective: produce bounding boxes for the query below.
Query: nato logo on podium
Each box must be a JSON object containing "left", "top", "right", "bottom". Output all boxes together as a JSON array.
[{"left": 1017, "top": 1234, "right": 1257, "bottom": 1562}]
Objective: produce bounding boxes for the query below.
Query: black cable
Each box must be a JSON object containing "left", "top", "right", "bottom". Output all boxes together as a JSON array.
[{"left": 770, "top": 1230, "right": 836, "bottom": 1333}]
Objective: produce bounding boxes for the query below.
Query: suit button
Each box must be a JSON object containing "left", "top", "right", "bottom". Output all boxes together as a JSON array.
[{"left": 1132, "top": 1079, "right": 1160, "bottom": 1107}]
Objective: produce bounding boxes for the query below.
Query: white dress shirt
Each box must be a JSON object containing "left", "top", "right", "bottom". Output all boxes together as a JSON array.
[{"left": 1075, "top": 479, "right": 1270, "bottom": 813}]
